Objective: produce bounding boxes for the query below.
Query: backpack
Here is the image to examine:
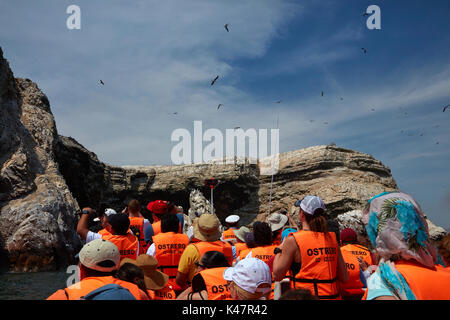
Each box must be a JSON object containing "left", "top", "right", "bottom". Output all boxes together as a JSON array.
[{"left": 80, "top": 284, "right": 136, "bottom": 300}]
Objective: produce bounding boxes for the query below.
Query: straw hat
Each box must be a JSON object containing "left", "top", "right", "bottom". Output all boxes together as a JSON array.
[
  {"left": 193, "top": 214, "right": 222, "bottom": 242},
  {"left": 120, "top": 254, "right": 168, "bottom": 290}
]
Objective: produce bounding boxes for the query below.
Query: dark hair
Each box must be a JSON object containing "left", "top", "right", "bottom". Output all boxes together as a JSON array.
[
  {"left": 161, "top": 213, "right": 180, "bottom": 233},
  {"left": 128, "top": 199, "right": 141, "bottom": 214},
  {"left": 279, "top": 288, "right": 318, "bottom": 300},
  {"left": 107, "top": 213, "right": 130, "bottom": 235},
  {"left": 302, "top": 209, "right": 328, "bottom": 233},
  {"left": 253, "top": 222, "right": 273, "bottom": 246},
  {"left": 116, "top": 263, "right": 150, "bottom": 299},
  {"left": 79, "top": 263, "right": 115, "bottom": 278},
  {"left": 200, "top": 251, "right": 230, "bottom": 268}
]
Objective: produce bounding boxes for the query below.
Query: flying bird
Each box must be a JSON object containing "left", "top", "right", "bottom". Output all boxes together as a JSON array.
[
  {"left": 362, "top": 48, "right": 367, "bottom": 54},
  {"left": 173, "top": 112, "right": 178, "bottom": 115},
  {"left": 211, "top": 75, "right": 219, "bottom": 86},
  {"left": 340, "top": 97, "right": 344, "bottom": 101},
  {"left": 224, "top": 24, "right": 230, "bottom": 32},
  {"left": 217, "top": 104, "right": 223, "bottom": 110},
  {"left": 275, "top": 100, "right": 281, "bottom": 104},
  {"left": 321, "top": 91, "right": 324, "bottom": 97},
  {"left": 99, "top": 80, "right": 104, "bottom": 85},
  {"left": 443, "top": 105, "right": 449, "bottom": 112}
]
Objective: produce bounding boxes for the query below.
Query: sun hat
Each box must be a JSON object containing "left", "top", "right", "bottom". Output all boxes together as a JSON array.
[
  {"left": 340, "top": 228, "right": 358, "bottom": 243},
  {"left": 268, "top": 213, "right": 288, "bottom": 232},
  {"left": 93, "top": 208, "right": 117, "bottom": 222},
  {"left": 223, "top": 257, "right": 272, "bottom": 294},
  {"left": 225, "top": 214, "right": 240, "bottom": 224},
  {"left": 294, "top": 195, "right": 326, "bottom": 215},
  {"left": 193, "top": 214, "right": 222, "bottom": 242},
  {"left": 146, "top": 200, "right": 168, "bottom": 215},
  {"left": 120, "top": 254, "right": 169, "bottom": 291},
  {"left": 78, "top": 239, "right": 120, "bottom": 272},
  {"left": 233, "top": 226, "right": 251, "bottom": 243}
]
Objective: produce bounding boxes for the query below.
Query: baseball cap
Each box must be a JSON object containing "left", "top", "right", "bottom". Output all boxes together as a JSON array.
[
  {"left": 78, "top": 239, "right": 120, "bottom": 272},
  {"left": 225, "top": 214, "right": 240, "bottom": 224},
  {"left": 340, "top": 228, "right": 357, "bottom": 243},
  {"left": 268, "top": 213, "right": 288, "bottom": 232},
  {"left": 223, "top": 257, "right": 272, "bottom": 294},
  {"left": 93, "top": 208, "right": 117, "bottom": 222},
  {"left": 193, "top": 214, "right": 222, "bottom": 242},
  {"left": 147, "top": 200, "right": 168, "bottom": 215},
  {"left": 294, "top": 195, "right": 326, "bottom": 215}
]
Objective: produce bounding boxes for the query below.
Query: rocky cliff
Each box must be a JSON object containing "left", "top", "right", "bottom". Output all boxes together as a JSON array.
[{"left": 0, "top": 48, "right": 81, "bottom": 271}]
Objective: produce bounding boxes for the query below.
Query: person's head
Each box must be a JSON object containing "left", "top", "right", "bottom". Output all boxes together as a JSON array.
[
  {"left": 233, "top": 226, "right": 251, "bottom": 243},
  {"left": 253, "top": 221, "right": 273, "bottom": 246},
  {"left": 106, "top": 213, "right": 130, "bottom": 235},
  {"left": 121, "top": 255, "right": 169, "bottom": 291},
  {"left": 78, "top": 239, "right": 120, "bottom": 279},
  {"left": 127, "top": 199, "right": 141, "bottom": 215},
  {"left": 161, "top": 212, "right": 180, "bottom": 233},
  {"left": 223, "top": 257, "right": 272, "bottom": 300},
  {"left": 147, "top": 200, "right": 168, "bottom": 221},
  {"left": 225, "top": 215, "right": 240, "bottom": 228},
  {"left": 116, "top": 262, "right": 147, "bottom": 294},
  {"left": 268, "top": 213, "right": 288, "bottom": 234},
  {"left": 294, "top": 196, "right": 328, "bottom": 233},
  {"left": 97, "top": 208, "right": 117, "bottom": 229},
  {"left": 196, "top": 251, "right": 230, "bottom": 273},
  {"left": 340, "top": 228, "right": 358, "bottom": 245},
  {"left": 193, "top": 214, "right": 222, "bottom": 242},
  {"left": 279, "top": 288, "right": 318, "bottom": 300},
  {"left": 362, "top": 191, "right": 439, "bottom": 268}
]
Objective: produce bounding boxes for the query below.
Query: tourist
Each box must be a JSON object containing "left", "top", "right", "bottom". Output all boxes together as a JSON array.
[
  {"left": 177, "top": 251, "right": 231, "bottom": 300},
  {"left": 238, "top": 222, "right": 277, "bottom": 264},
  {"left": 119, "top": 254, "right": 176, "bottom": 300},
  {"left": 147, "top": 213, "right": 190, "bottom": 293},
  {"left": 222, "top": 214, "right": 240, "bottom": 243},
  {"left": 339, "top": 227, "right": 373, "bottom": 300},
  {"left": 176, "top": 214, "right": 235, "bottom": 289},
  {"left": 361, "top": 192, "right": 450, "bottom": 300},
  {"left": 46, "top": 239, "right": 148, "bottom": 300},
  {"left": 77, "top": 208, "right": 139, "bottom": 261},
  {"left": 272, "top": 195, "right": 348, "bottom": 300},
  {"left": 144, "top": 200, "right": 184, "bottom": 241},
  {"left": 125, "top": 199, "right": 151, "bottom": 253},
  {"left": 223, "top": 257, "right": 272, "bottom": 300}
]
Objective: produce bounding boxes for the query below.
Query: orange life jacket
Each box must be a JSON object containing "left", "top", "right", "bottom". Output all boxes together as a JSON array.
[
  {"left": 233, "top": 242, "right": 248, "bottom": 262},
  {"left": 128, "top": 217, "right": 149, "bottom": 252},
  {"left": 289, "top": 230, "right": 340, "bottom": 300},
  {"left": 198, "top": 267, "right": 232, "bottom": 300},
  {"left": 98, "top": 228, "right": 111, "bottom": 236},
  {"left": 339, "top": 244, "right": 372, "bottom": 298},
  {"left": 153, "top": 231, "right": 190, "bottom": 289},
  {"left": 147, "top": 285, "right": 176, "bottom": 300},
  {"left": 58, "top": 276, "right": 146, "bottom": 300},
  {"left": 193, "top": 240, "right": 234, "bottom": 266},
  {"left": 222, "top": 228, "right": 238, "bottom": 243},
  {"left": 394, "top": 261, "right": 450, "bottom": 300},
  {"left": 239, "top": 244, "right": 277, "bottom": 264},
  {"left": 101, "top": 232, "right": 139, "bottom": 261}
]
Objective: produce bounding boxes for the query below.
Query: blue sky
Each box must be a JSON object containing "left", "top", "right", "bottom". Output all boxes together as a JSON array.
[{"left": 1, "top": 0, "right": 449, "bottom": 228}]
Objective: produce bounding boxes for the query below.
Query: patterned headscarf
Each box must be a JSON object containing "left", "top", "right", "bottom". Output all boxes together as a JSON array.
[{"left": 362, "top": 192, "right": 444, "bottom": 299}]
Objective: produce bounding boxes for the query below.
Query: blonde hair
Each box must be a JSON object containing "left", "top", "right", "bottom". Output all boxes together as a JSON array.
[{"left": 229, "top": 281, "right": 271, "bottom": 300}]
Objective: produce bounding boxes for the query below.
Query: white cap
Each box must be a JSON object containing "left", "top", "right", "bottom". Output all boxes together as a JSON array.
[
  {"left": 78, "top": 239, "right": 120, "bottom": 272},
  {"left": 225, "top": 214, "right": 240, "bottom": 224},
  {"left": 295, "top": 195, "right": 326, "bottom": 215},
  {"left": 223, "top": 257, "right": 272, "bottom": 294},
  {"left": 93, "top": 208, "right": 117, "bottom": 222}
]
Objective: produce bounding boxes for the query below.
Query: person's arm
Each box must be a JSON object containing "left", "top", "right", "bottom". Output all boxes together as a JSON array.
[
  {"left": 76, "top": 207, "right": 95, "bottom": 240},
  {"left": 176, "top": 271, "right": 189, "bottom": 290},
  {"left": 273, "top": 236, "right": 297, "bottom": 281}
]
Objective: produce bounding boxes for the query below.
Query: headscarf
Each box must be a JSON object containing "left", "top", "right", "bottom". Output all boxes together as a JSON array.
[{"left": 362, "top": 191, "right": 444, "bottom": 300}]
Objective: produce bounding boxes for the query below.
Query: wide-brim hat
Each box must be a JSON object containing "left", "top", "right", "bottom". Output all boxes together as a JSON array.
[
  {"left": 120, "top": 255, "right": 168, "bottom": 291},
  {"left": 193, "top": 214, "right": 222, "bottom": 242},
  {"left": 232, "top": 226, "right": 251, "bottom": 243},
  {"left": 268, "top": 213, "right": 288, "bottom": 232}
]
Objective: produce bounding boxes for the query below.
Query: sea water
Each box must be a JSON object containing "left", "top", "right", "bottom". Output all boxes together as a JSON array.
[{"left": 0, "top": 271, "right": 68, "bottom": 300}]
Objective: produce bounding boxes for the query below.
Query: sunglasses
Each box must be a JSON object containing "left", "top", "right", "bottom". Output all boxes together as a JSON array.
[{"left": 195, "top": 261, "right": 208, "bottom": 269}]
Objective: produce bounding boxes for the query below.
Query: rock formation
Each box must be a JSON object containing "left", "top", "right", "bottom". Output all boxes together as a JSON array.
[{"left": 0, "top": 48, "right": 81, "bottom": 271}]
